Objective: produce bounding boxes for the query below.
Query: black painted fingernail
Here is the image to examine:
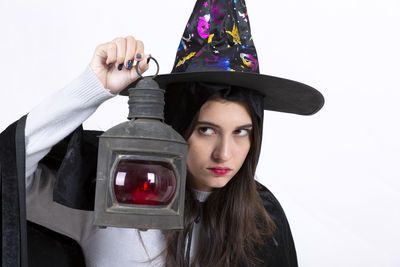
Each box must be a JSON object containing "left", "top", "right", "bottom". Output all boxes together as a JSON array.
[
  {"left": 118, "top": 64, "right": 123, "bottom": 71},
  {"left": 107, "top": 63, "right": 113, "bottom": 68},
  {"left": 136, "top": 53, "right": 142, "bottom": 59},
  {"left": 126, "top": 60, "right": 133, "bottom": 70}
]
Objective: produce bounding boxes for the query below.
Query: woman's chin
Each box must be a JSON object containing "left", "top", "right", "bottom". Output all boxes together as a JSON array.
[{"left": 204, "top": 177, "right": 232, "bottom": 190}]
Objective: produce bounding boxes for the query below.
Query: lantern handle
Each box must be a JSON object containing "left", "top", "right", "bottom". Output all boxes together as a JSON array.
[{"left": 135, "top": 56, "right": 160, "bottom": 78}]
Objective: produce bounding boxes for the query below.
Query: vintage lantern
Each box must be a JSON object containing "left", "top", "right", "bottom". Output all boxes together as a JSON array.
[{"left": 94, "top": 58, "right": 187, "bottom": 230}]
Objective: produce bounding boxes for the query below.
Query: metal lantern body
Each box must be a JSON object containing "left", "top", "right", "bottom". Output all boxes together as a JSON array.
[{"left": 94, "top": 77, "right": 187, "bottom": 230}]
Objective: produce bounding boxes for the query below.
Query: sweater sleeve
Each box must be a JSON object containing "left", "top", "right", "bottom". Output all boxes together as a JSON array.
[{"left": 25, "top": 66, "right": 115, "bottom": 185}]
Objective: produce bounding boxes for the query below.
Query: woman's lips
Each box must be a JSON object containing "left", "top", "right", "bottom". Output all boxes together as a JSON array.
[{"left": 207, "top": 167, "right": 232, "bottom": 176}]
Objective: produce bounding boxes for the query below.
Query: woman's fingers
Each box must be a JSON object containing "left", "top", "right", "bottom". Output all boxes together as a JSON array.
[
  {"left": 92, "top": 36, "right": 144, "bottom": 69},
  {"left": 130, "top": 54, "right": 150, "bottom": 81},
  {"left": 138, "top": 54, "right": 150, "bottom": 74},
  {"left": 125, "top": 36, "right": 136, "bottom": 70},
  {"left": 105, "top": 42, "right": 117, "bottom": 65},
  {"left": 126, "top": 38, "right": 147, "bottom": 79},
  {"left": 112, "top": 37, "right": 127, "bottom": 70},
  {"left": 111, "top": 36, "right": 145, "bottom": 71},
  {"left": 90, "top": 36, "right": 149, "bottom": 93},
  {"left": 134, "top": 40, "right": 145, "bottom": 62}
]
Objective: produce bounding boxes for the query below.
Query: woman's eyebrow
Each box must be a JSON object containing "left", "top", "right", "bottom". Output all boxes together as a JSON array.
[
  {"left": 196, "top": 121, "right": 221, "bottom": 129},
  {"left": 236, "top": 124, "right": 253, "bottom": 129}
]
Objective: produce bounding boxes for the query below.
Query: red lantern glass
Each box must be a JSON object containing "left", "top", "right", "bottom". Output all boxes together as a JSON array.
[{"left": 113, "top": 159, "right": 176, "bottom": 205}]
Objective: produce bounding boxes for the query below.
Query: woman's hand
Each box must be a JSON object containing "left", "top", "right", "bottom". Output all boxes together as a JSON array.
[{"left": 89, "top": 36, "right": 149, "bottom": 94}]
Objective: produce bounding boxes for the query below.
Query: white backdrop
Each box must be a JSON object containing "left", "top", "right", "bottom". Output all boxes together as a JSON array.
[{"left": 1, "top": 0, "right": 399, "bottom": 266}]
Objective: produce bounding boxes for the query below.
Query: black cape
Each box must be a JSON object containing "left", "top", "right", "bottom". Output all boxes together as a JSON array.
[{"left": 1, "top": 117, "right": 297, "bottom": 267}]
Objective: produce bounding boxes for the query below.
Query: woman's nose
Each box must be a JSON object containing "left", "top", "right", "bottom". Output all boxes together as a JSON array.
[{"left": 212, "top": 136, "right": 232, "bottom": 162}]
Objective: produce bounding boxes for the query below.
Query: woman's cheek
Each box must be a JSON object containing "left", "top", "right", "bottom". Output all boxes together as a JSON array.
[{"left": 235, "top": 136, "right": 251, "bottom": 149}]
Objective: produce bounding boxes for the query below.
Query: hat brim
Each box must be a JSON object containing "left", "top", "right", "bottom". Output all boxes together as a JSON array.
[{"left": 121, "top": 71, "right": 324, "bottom": 115}]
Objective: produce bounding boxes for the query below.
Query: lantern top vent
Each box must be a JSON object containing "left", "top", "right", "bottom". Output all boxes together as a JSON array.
[{"left": 127, "top": 77, "right": 165, "bottom": 121}]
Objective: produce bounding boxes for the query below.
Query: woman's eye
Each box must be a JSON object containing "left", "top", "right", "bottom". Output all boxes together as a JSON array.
[
  {"left": 198, "top": 127, "right": 215, "bottom": 136},
  {"left": 235, "top": 129, "right": 250, "bottom": 137}
]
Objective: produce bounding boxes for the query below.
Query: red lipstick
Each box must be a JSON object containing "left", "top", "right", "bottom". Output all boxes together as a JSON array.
[{"left": 207, "top": 167, "right": 231, "bottom": 176}]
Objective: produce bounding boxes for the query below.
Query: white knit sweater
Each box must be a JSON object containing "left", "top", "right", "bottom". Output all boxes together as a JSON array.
[{"left": 24, "top": 67, "right": 210, "bottom": 266}]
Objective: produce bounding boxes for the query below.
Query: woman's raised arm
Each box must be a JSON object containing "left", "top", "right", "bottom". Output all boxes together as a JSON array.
[{"left": 25, "top": 36, "right": 149, "bottom": 179}]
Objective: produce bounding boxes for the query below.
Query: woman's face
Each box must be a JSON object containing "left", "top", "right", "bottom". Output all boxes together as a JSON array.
[{"left": 186, "top": 99, "right": 252, "bottom": 192}]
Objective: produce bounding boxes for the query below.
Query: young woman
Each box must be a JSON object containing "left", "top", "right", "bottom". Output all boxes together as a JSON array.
[
  {"left": 2, "top": 1, "right": 323, "bottom": 266},
  {"left": 22, "top": 36, "right": 297, "bottom": 267},
  {"left": 164, "top": 95, "right": 280, "bottom": 266}
]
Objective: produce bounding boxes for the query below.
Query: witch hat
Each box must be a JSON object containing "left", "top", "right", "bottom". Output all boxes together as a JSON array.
[{"left": 123, "top": 0, "right": 324, "bottom": 116}]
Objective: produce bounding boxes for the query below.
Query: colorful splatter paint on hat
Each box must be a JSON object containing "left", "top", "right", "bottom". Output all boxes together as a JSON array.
[{"left": 172, "top": 0, "right": 259, "bottom": 74}]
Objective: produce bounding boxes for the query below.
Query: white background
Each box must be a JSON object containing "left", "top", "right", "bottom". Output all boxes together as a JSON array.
[{"left": 1, "top": 0, "right": 399, "bottom": 266}]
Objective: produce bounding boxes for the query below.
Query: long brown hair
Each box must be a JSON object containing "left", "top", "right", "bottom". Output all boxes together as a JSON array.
[{"left": 165, "top": 97, "right": 276, "bottom": 266}]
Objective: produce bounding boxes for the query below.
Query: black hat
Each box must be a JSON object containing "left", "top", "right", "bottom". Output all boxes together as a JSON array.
[{"left": 124, "top": 0, "right": 324, "bottom": 116}]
